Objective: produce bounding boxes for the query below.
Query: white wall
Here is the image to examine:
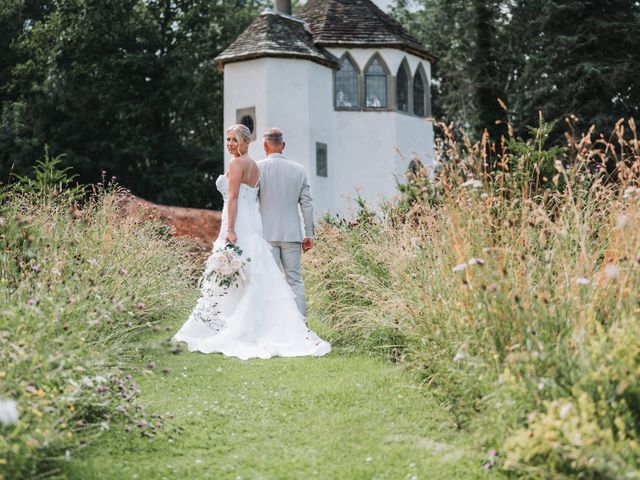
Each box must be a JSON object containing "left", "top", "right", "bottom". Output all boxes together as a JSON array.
[{"left": 222, "top": 48, "right": 434, "bottom": 217}]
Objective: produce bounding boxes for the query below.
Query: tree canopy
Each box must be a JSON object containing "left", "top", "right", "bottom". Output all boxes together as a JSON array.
[
  {"left": 1, "top": 0, "right": 267, "bottom": 209},
  {"left": 391, "top": 0, "right": 640, "bottom": 142}
]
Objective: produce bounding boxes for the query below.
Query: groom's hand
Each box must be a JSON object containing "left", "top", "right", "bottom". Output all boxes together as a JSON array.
[{"left": 302, "top": 237, "right": 314, "bottom": 252}]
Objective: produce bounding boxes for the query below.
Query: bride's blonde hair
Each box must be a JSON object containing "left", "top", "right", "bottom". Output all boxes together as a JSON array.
[{"left": 227, "top": 124, "right": 252, "bottom": 145}]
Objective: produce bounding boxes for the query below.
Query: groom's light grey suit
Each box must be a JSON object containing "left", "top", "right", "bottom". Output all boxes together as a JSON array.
[{"left": 257, "top": 153, "right": 314, "bottom": 318}]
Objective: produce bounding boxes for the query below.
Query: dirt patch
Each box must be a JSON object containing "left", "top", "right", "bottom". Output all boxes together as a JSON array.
[{"left": 116, "top": 194, "right": 221, "bottom": 250}]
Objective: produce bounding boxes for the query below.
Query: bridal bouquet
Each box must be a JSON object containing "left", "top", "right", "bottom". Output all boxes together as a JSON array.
[{"left": 201, "top": 243, "right": 251, "bottom": 289}]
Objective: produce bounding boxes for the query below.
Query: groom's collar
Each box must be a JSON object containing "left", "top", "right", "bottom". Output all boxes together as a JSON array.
[{"left": 267, "top": 153, "right": 286, "bottom": 160}]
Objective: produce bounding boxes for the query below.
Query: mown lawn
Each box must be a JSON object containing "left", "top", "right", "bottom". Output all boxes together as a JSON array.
[{"left": 62, "top": 321, "right": 500, "bottom": 480}]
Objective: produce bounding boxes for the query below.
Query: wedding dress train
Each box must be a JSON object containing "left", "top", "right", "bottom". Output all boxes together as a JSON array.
[{"left": 173, "top": 174, "right": 331, "bottom": 360}]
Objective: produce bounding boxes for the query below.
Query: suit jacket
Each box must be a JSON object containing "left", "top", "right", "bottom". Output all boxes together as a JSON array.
[{"left": 257, "top": 153, "right": 314, "bottom": 243}]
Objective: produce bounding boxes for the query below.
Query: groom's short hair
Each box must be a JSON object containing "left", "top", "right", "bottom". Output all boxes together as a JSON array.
[{"left": 263, "top": 127, "right": 284, "bottom": 145}]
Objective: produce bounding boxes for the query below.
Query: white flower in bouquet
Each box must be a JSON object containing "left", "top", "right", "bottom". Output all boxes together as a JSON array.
[
  {"left": 229, "top": 258, "right": 242, "bottom": 271},
  {"left": 202, "top": 243, "right": 250, "bottom": 289}
]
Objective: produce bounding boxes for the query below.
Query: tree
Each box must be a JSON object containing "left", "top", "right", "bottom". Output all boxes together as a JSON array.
[
  {"left": 0, "top": 0, "right": 267, "bottom": 209},
  {"left": 391, "top": 0, "right": 508, "bottom": 141},
  {"left": 508, "top": 0, "right": 640, "bottom": 141},
  {"left": 391, "top": 0, "right": 640, "bottom": 143}
]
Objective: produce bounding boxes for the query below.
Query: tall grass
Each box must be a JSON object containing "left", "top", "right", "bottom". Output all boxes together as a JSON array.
[
  {"left": 0, "top": 153, "right": 198, "bottom": 479},
  {"left": 305, "top": 117, "right": 640, "bottom": 478}
]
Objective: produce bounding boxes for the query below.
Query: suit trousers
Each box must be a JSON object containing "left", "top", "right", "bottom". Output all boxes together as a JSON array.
[{"left": 269, "top": 241, "right": 306, "bottom": 320}]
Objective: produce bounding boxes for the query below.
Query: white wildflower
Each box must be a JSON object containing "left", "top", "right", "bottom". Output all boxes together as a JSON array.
[
  {"left": 81, "top": 376, "right": 94, "bottom": 387},
  {"left": 575, "top": 277, "right": 590, "bottom": 286},
  {"left": 616, "top": 214, "right": 630, "bottom": 230},
  {"left": 452, "top": 263, "right": 467, "bottom": 273},
  {"left": 623, "top": 186, "right": 640, "bottom": 199},
  {"left": 461, "top": 179, "right": 483, "bottom": 188},
  {"left": 559, "top": 403, "right": 572, "bottom": 419},
  {"left": 604, "top": 263, "right": 620, "bottom": 279},
  {"left": 468, "top": 257, "right": 486, "bottom": 266},
  {"left": 453, "top": 351, "right": 466, "bottom": 362},
  {"left": 0, "top": 399, "right": 19, "bottom": 426},
  {"left": 537, "top": 382, "right": 545, "bottom": 391}
]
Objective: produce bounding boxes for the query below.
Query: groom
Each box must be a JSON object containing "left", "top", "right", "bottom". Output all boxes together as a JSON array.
[{"left": 258, "top": 127, "right": 314, "bottom": 321}]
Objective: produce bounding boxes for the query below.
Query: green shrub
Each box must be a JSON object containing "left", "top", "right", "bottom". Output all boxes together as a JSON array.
[
  {"left": 305, "top": 118, "right": 640, "bottom": 477},
  {"left": 0, "top": 152, "right": 198, "bottom": 478}
]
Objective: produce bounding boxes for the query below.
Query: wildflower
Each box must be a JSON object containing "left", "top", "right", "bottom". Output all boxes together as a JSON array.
[
  {"left": 137, "top": 302, "right": 146, "bottom": 310},
  {"left": 623, "top": 186, "right": 640, "bottom": 199},
  {"left": 616, "top": 214, "right": 630, "bottom": 229},
  {"left": 87, "top": 258, "right": 98, "bottom": 266},
  {"left": 31, "top": 264, "right": 41, "bottom": 273},
  {"left": 147, "top": 362, "right": 156, "bottom": 370},
  {"left": 575, "top": 277, "right": 590, "bottom": 286},
  {"left": 0, "top": 399, "right": 19, "bottom": 425},
  {"left": 487, "top": 283, "right": 498, "bottom": 292},
  {"left": 0, "top": 217, "right": 5, "bottom": 227},
  {"left": 27, "top": 298, "right": 36, "bottom": 306},
  {"left": 453, "top": 351, "right": 466, "bottom": 362},
  {"left": 81, "top": 376, "right": 94, "bottom": 388},
  {"left": 118, "top": 268, "right": 128, "bottom": 276},
  {"left": 365, "top": 456, "right": 373, "bottom": 463},
  {"left": 604, "top": 263, "right": 620, "bottom": 279},
  {"left": 460, "top": 179, "right": 482, "bottom": 188},
  {"left": 452, "top": 263, "right": 467, "bottom": 273},
  {"left": 537, "top": 382, "right": 545, "bottom": 390},
  {"left": 559, "top": 403, "right": 572, "bottom": 419},
  {"left": 99, "top": 421, "right": 110, "bottom": 431},
  {"left": 468, "top": 257, "right": 485, "bottom": 266}
]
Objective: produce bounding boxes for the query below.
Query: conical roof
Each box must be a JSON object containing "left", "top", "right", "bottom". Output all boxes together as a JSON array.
[
  {"left": 299, "top": 0, "right": 435, "bottom": 62},
  {"left": 215, "top": 10, "right": 339, "bottom": 68}
]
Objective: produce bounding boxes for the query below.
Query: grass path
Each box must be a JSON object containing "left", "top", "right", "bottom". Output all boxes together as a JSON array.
[{"left": 63, "top": 320, "right": 501, "bottom": 479}]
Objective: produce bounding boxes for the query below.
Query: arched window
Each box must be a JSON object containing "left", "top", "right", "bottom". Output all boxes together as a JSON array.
[
  {"left": 413, "top": 67, "right": 428, "bottom": 117},
  {"left": 335, "top": 54, "right": 359, "bottom": 109},
  {"left": 365, "top": 56, "right": 388, "bottom": 108},
  {"left": 396, "top": 60, "right": 410, "bottom": 112}
]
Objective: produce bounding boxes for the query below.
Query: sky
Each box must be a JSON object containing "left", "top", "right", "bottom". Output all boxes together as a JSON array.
[{"left": 372, "top": 0, "right": 394, "bottom": 10}]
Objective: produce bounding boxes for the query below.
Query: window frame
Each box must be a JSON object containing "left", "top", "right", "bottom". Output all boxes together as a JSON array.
[
  {"left": 413, "top": 64, "right": 430, "bottom": 118},
  {"left": 316, "top": 142, "right": 328, "bottom": 177},
  {"left": 395, "top": 58, "right": 412, "bottom": 114},
  {"left": 363, "top": 53, "right": 391, "bottom": 111},
  {"left": 333, "top": 52, "right": 361, "bottom": 111}
]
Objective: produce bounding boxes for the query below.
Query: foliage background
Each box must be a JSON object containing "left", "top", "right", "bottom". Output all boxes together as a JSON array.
[
  {"left": 390, "top": 0, "right": 640, "bottom": 142},
  {"left": 1, "top": 0, "right": 268, "bottom": 210}
]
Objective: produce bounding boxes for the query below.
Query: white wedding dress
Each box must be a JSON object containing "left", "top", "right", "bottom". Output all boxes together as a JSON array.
[{"left": 173, "top": 174, "right": 331, "bottom": 360}]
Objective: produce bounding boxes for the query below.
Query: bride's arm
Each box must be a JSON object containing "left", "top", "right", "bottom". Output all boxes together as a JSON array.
[{"left": 225, "top": 160, "right": 243, "bottom": 244}]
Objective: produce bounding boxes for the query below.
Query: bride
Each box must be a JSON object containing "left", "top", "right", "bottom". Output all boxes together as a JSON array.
[{"left": 173, "top": 124, "right": 331, "bottom": 360}]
